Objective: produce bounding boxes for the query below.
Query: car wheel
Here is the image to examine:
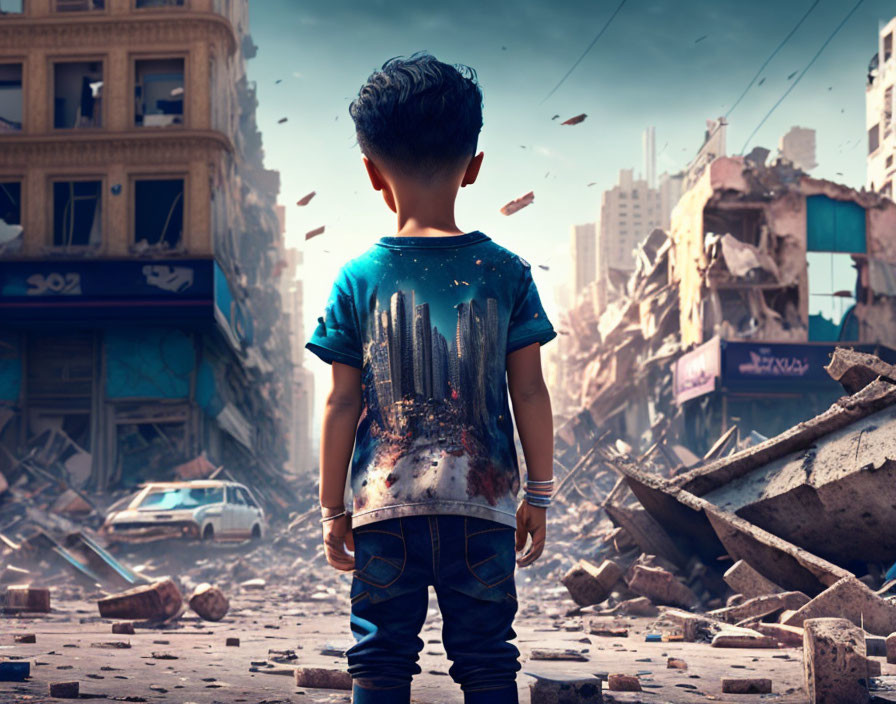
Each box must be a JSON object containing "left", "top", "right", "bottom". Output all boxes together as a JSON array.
[
  {"left": 250, "top": 524, "right": 261, "bottom": 540},
  {"left": 202, "top": 524, "right": 215, "bottom": 541}
]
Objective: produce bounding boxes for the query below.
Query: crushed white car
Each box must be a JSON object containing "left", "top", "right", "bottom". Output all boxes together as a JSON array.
[{"left": 101, "top": 480, "right": 265, "bottom": 543}]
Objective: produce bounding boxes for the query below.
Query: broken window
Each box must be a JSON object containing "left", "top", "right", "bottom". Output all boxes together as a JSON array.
[
  {"left": 885, "top": 87, "right": 893, "bottom": 138},
  {"left": 0, "top": 1, "right": 23, "bottom": 14},
  {"left": 886, "top": 32, "right": 893, "bottom": 63},
  {"left": 54, "top": 61, "right": 103, "bottom": 129},
  {"left": 887, "top": 155, "right": 894, "bottom": 169},
  {"left": 0, "top": 181, "right": 22, "bottom": 250},
  {"left": 134, "top": 178, "right": 183, "bottom": 248},
  {"left": 0, "top": 63, "right": 22, "bottom": 132},
  {"left": 135, "top": 58, "right": 184, "bottom": 127},
  {"left": 55, "top": 0, "right": 104, "bottom": 10},
  {"left": 136, "top": 0, "right": 185, "bottom": 6},
  {"left": 704, "top": 206, "right": 763, "bottom": 248},
  {"left": 53, "top": 180, "right": 102, "bottom": 248},
  {"left": 806, "top": 195, "right": 867, "bottom": 342},
  {"left": 869, "top": 123, "right": 880, "bottom": 154}
]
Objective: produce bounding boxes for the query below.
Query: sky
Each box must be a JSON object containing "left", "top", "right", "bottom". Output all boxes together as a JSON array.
[{"left": 244, "top": 0, "right": 895, "bottom": 439}]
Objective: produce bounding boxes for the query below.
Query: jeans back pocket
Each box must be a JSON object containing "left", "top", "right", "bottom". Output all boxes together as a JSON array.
[
  {"left": 464, "top": 516, "right": 516, "bottom": 590},
  {"left": 353, "top": 517, "right": 407, "bottom": 589}
]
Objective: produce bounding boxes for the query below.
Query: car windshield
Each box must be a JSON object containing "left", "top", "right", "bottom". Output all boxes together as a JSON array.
[{"left": 137, "top": 487, "right": 223, "bottom": 511}]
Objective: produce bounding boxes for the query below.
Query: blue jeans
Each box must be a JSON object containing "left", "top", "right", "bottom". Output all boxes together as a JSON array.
[{"left": 346, "top": 514, "right": 520, "bottom": 704}]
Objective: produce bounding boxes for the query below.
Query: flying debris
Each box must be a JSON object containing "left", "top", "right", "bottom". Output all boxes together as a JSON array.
[
  {"left": 304, "top": 225, "right": 325, "bottom": 240},
  {"left": 501, "top": 45, "right": 507, "bottom": 50},
  {"left": 587, "top": 182, "right": 596, "bottom": 187},
  {"left": 520, "top": 145, "right": 527, "bottom": 149},
  {"left": 551, "top": 114, "right": 560, "bottom": 120},
  {"left": 275, "top": 79, "right": 282, "bottom": 84},
  {"left": 296, "top": 191, "right": 316, "bottom": 206},
  {"left": 758, "top": 77, "right": 766, "bottom": 86},
  {"left": 278, "top": 117, "right": 288, "bottom": 124},
  {"left": 538, "top": 264, "right": 550, "bottom": 271},
  {"left": 544, "top": 172, "right": 550, "bottom": 178},
  {"left": 500, "top": 191, "right": 534, "bottom": 216},
  {"left": 694, "top": 34, "right": 708, "bottom": 43},
  {"left": 787, "top": 70, "right": 798, "bottom": 80},
  {"left": 560, "top": 113, "right": 587, "bottom": 126}
]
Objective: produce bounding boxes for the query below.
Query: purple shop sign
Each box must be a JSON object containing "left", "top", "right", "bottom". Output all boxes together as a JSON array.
[{"left": 674, "top": 336, "right": 721, "bottom": 404}]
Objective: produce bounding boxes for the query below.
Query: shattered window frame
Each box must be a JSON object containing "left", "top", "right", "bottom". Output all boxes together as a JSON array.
[
  {"left": 52, "top": 58, "right": 105, "bottom": 130},
  {"left": 0, "top": 180, "right": 23, "bottom": 253},
  {"left": 51, "top": 177, "right": 103, "bottom": 250},
  {"left": 0, "top": 62, "right": 23, "bottom": 133},
  {"left": 131, "top": 174, "right": 186, "bottom": 250},
  {"left": 54, "top": 0, "right": 106, "bottom": 11},
  {"left": 806, "top": 195, "right": 868, "bottom": 342},
  {"left": 133, "top": 55, "right": 186, "bottom": 128},
  {"left": 134, "top": 0, "right": 186, "bottom": 8},
  {"left": 869, "top": 123, "right": 880, "bottom": 155}
]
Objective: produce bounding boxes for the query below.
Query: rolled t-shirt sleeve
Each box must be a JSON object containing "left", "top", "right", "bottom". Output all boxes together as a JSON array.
[
  {"left": 506, "top": 257, "right": 557, "bottom": 354},
  {"left": 305, "top": 268, "right": 363, "bottom": 368}
]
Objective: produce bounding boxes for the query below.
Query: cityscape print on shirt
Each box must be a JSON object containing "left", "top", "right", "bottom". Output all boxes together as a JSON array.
[{"left": 353, "top": 284, "right": 518, "bottom": 518}]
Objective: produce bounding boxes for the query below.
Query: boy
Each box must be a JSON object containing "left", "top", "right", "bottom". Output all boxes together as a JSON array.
[{"left": 306, "top": 51, "right": 556, "bottom": 704}]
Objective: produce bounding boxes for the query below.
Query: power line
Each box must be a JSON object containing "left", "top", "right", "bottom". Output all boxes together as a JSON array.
[
  {"left": 725, "top": 0, "right": 822, "bottom": 118},
  {"left": 740, "top": 0, "right": 866, "bottom": 155},
  {"left": 541, "top": 0, "right": 628, "bottom": 104}
]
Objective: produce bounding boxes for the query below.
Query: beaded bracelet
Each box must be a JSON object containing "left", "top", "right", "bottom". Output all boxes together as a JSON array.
[{"left": 524, "top": 478, "right": 554, "bottom": 508}]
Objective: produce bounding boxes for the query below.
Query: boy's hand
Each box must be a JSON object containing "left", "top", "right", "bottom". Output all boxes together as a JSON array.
[
  {"left": 515, "top": 501, "right": 546, "bottom": 567},
  {"left": 322, "top": 513, "right": 355, "bottom": 571}
]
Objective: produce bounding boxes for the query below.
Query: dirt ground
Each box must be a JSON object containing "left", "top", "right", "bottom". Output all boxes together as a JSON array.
[{"left": 1, "top": 580, "right": 829, "bottom": 704}]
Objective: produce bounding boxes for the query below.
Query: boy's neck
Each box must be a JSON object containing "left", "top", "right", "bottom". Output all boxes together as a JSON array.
[{"left": 391, "top": 182, "right": 464, "bottom": 238}]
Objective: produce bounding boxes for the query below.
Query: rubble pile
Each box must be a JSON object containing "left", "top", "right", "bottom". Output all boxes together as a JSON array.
[{"left": 540, "top": 347, "right": 896, "bottom": 701}]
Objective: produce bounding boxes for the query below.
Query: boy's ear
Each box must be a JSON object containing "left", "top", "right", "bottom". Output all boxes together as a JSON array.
[
  {"left": 461, "top": 151, "right": 484, "bottom": 187},
  {"left": 363, "top": 156, "right": 397, "bottom": 213},
  {"left": 362, "top": 156, "right": 384, "bottom": 191}
]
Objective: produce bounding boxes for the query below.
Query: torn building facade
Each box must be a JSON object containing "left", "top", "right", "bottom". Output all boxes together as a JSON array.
[
  {"left": 555, "top": 154, "right": 896, "bottom": 464},
  {"left": 0, "top": 0, "right": 293, "bottom": 502},
  {"left": 867, "top": 14, "right": 896, "bottom": 196}
]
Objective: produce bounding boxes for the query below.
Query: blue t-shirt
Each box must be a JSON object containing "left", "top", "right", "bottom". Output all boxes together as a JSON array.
[{"left": 306, "top": 230, "right": 556, "bottom": 528}]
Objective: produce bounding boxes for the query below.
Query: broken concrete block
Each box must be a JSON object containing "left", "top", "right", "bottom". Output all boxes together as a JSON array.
[
  {"left": 711, "top": 627, "right": 779, "bottom": 649},
  {"left": 754, "top": 622, "right": 805, "bottom": 647},
  {"left": 660, "top": 609, "right": 725, "bottom": 642},
  {"left": 14, "top": 634, "right": 35, "bottom": 643},
  {"left": 607, "top": 673, "right": 641, "bottom": 691},
  {"left": 294, "top": 666, "right": 352, "bottom": 690},
  {"left": 627, "top": 565, "right": 698, "bottom": 609},
  {"left": 530, "top": 648, "right": 588, "bottom": 661},
  {"left": 188, "top": 583, "right": 229, "bottom": 622},
  {"left": 585, "top": 620, "right": 628, "bottom": 638},
  {"left": 887, "top": 632, "right": 896, "bottom": 664},
  {"left": 784, "top": 576, "right": 896, "bottom": 636},
  {"left": 111, "top": 622, "right": 135, "bottom": 635},
  {"left": 667, "top": 658, "right": 687, "bottom": 670},
  {"left": 529, "top": 675, "right": 602, "bottom": 703},
  {"left": 803, "top": 618, "right": 873, "bottom": 704},
  {"left": 226, "top": 637, "right": 240, "bottom": 647},
  {"left": 4, "top": 585, "right": 50, "bottom": 612},
  {"left": 721, "top": 677, "right": 772, "bottom": 694},
  {"left": 709, "top": 591, "right": 809, "bottom": 624},
  {"left": 723, "top": 560, "right": 784, "bottom": 599},
  {"left": 48, "top": 681, "right": 79, "bottom": 698},
  {"left": 825, "top": 347, "right": 896, "bottom": 394},
  {"left": 561, "top": 559, "right": 622, "bottom": 607},
  {"left": 614, "top": 596, "right": 657, "bottom": 617},
  {"left": 97, "top": 578, "right": 182, "bottom": 621},
  {"left": 241, "top": 577, "right": 266, "bottom": 590}
]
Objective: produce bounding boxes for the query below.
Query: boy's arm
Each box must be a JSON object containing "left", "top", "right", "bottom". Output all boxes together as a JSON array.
[
  {"left": 507, "top": 341, "right": 553, "bottom": 567},
  {"left": 319, "top": 361, "right": 362, "bottom": 571}
]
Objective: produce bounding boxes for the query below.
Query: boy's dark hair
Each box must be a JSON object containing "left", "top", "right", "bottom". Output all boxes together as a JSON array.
[{"left": 349, "top": 51, "right": 483, "bottom": 182}]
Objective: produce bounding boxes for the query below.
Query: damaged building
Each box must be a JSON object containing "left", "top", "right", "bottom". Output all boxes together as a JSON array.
[
  {"left": 555, "top": 150, "right": 896, "bottom": 464},
  {"left": 0, "top": 0, "right": 295, "bottom": 511}
]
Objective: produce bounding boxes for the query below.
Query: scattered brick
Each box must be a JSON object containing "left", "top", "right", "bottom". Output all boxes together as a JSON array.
[
  {"left": 188, "top": 583, "right": 229, "bottom": 622},
  {"left": 561, "top": 559, "right": 622, "bottom": 607},
  {"left": 607, "top": 673, "right": 641, "bottom": 691},
  {"left": 721, "top": 677, "right": 772, "bottom": 694},
  {"left": 294, "top": 666, "right": 352, "bottom": 690},
  {"left": 48, "top": 681, "right": 79, "bottom": 698}
]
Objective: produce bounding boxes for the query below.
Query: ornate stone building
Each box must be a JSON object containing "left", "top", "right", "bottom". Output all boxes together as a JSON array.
[{"left": 0, "top": 0, "right": 293, "bottom": 507}]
